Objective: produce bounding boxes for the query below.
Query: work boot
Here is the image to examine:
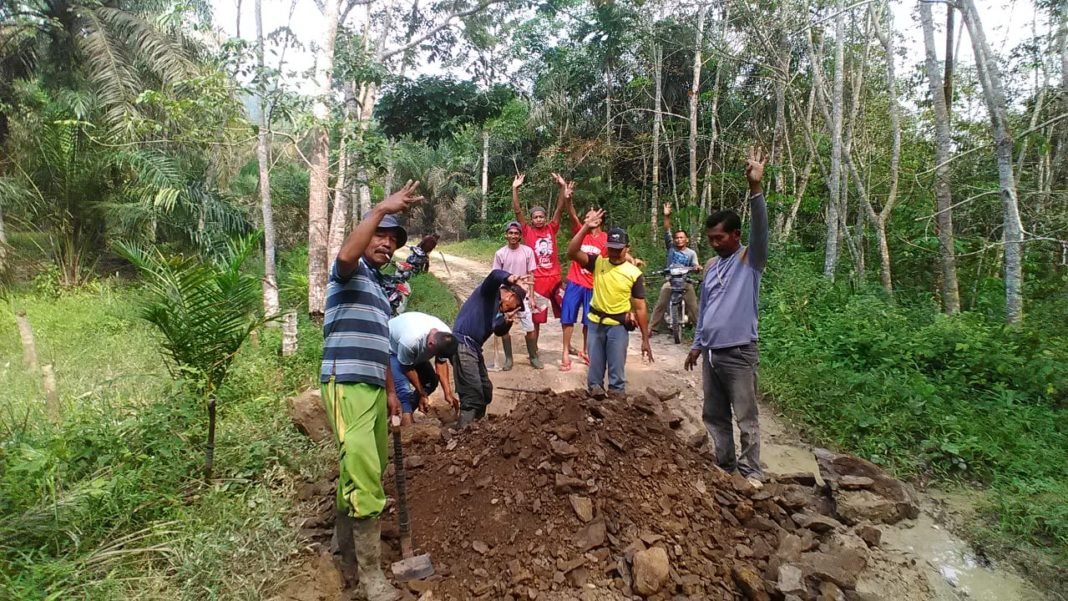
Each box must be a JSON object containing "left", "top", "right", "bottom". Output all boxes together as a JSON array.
[
  {"left": 332, "top": 510, "right": 359, "bottom": 589},
  {"left": 589, "top": 386, "right": 606, "bottom": 400},
  {"left": 458, "top": 409, "right": 478, "bottom": 428},
  {"left": 352, "top": 517, "right": 401, "bottom": 601},
  {"left": 526, "top": 338, "right": 544, "bottom": 369},
  {"left": 501, "top": 336, "right": 514, "bottom": 371}
]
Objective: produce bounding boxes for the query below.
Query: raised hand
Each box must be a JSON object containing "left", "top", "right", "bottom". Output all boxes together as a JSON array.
[
  {"left": 663, "top": 202, "right": 672, "bottom": 216},
  {"left": 584, "top": 208, "right": 605, "bottom": 229},
  {"left": 378, "top": 180, "right": 424, "bottom": 214},
  {"left": 512, "top": 173, "right": 526, "bottom": 189},
  {"left": 551, "top": 172, "right": 566, "bottom": 187},
  {"left": 564, "top": 180, "right": 576, "bottom": 200},
  {"left": 745, "top": 146, "right": 767, "bottom": 185}
]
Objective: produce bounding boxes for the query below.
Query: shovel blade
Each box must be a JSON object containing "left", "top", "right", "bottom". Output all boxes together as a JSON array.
[{"left": 391, "top": 553, "right": 434, "bottom": 581}]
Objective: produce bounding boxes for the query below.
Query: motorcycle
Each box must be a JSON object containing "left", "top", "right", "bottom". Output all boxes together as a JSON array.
[
  {"left": 380, "top": 270, "right": 412, "bottom": 316},
  {"left": 657, "top": 265, "right": 698, "bottom": 344}
]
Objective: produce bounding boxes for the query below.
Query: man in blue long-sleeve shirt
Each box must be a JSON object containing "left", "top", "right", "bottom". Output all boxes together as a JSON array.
[
  {"left": 684, "top": 147, "right": 769, "bottom": 488},
  {"left": 452, "top": 269, "right": 532, "bottom": 426}
]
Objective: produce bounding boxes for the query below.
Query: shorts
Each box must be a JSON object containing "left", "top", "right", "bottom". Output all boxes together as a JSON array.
[
  {"left": 561, "top": 281, "right": 594, "bottom": 326},
  {"left": 389, "top": 355, "right": 439, "bottom": 414},
  {"left": 507, "top": 297, "right": 535, "bottom": 333},
  {"left": 532, "top": 276, "right": 562, "bottom": 324}
]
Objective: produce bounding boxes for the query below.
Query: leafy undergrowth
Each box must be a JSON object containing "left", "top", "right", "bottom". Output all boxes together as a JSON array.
[
  {"left": 0, "top": 263, "right": 463, "bottom": 599},
  {"left": 759, "top": 252, "right": 1068, "bottom": 587},
  {"left": 0, "top": 282, "right": 329, "bottom": 599}
]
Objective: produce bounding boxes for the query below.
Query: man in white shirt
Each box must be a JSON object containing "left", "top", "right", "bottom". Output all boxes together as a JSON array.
[{"left": 388, "top": 311, "right": 460, "bottom": 425}]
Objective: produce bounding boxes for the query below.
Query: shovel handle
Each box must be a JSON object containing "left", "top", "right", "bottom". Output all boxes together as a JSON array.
[{"left": 392, "top": 428, "right": 411, "bottom": 555}]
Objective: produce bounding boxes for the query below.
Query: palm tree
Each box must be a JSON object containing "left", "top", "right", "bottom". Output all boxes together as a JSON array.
[
  {"left": 0, "top": 0, "right": 195, "bottom": 139},
  {"left": 118, "top": 233, "right": 268, "bottom": 479}
]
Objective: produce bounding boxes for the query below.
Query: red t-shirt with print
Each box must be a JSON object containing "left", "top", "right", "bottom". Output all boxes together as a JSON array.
[
  {"left": 522, "top": 221, "right": 561, "bottom": 280},
  {"left": 566, "top": 218, "right": 607, "bottom": 288}
]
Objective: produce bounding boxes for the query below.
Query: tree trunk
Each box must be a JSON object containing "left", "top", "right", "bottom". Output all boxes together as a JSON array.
[
  {"left": 327, "top": 131, "right": 350, "bottom": 266},
  {"left": 920, "top": 1, "right": 962, "bottom": 315},
  {"left": 651, "top": 43, "right": 663, "bottom": 231},
  {"left": 204, "top": 398, "right": 217, "bottom": 480},
  {"left": 355, "top": 80, "right": 379, "bottom": 218},
  {"left": 480, "top": 129, "right": 489, "bottom": 220},
  {"left": 958, "top": 0, "right": 1025, "bottom": 324},
  {"left": 605, "top": 69, "right": 613, "bottom": 192},
  {"left": 824, "top": 10, "right": 846, "bottom": 280},
  {"left": 944, "top": 6, "right": 955, "bottom": 118},
  {"left": 306, "top": 0, "right": 342, "bottom": 317},
  {"left": 689, "top": 5, "right": 706, "bottom": 202},
  {"left": 255, "top": 0, "right": 279, "bottom": 320},
  {"left": 383, "top": 140, "right": 395, "bottom": 197},
  {"left": 771, "top": 29, "right": 790, "bottom": 198},
  {"left": 701, "top": 3, "right": 729, "bottom": 214},
  {"left": 867, "top": 0, "right": 901, "bottom": 296},
  {"left": 282, "top": 310, "right": 298, "bottom": 356}
]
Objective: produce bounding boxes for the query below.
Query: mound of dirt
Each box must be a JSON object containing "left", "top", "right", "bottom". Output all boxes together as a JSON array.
[{"left": 384, "top": 389, "right": 891, "bottom": 600}]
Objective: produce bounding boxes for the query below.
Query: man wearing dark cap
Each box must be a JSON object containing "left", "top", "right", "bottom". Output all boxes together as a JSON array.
[
  {"left": 320, "top": 180, "right": 422, "bottom": 601},
  {"left": 511, "top": 173, "right": 569, "bottom": 359},
  {"left": 567, "top": 210, "right": 653, "bottom": 399},
  {"left": 492, "top": 221, "right": 540, "bottom": 369},
  {"left": 451, "top": 269, "right": 532, "bottom": 426}
]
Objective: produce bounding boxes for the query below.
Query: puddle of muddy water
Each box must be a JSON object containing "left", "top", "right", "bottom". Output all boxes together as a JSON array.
[{"left": 881, "top": 513, "right": 1045, "bottom": 601}]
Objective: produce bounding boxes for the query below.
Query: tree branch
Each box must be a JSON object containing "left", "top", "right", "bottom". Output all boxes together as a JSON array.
[{"left": 378, "top": 0, "right": 507, "bottom": 60}]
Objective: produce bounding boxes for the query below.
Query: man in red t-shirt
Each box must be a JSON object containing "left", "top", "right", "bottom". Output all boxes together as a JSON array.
[
  {"left": 512, "top": 173, "right": 569, "bottom": 360},
  {"left": 559, "top": 178, "right": 607, "bottom": 371}
]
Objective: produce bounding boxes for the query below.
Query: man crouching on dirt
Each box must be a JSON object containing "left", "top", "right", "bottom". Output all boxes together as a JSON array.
[
  {"left": 388, "top": 311, "right": 460, "bottom": 426},
  {"left": 451, "top": 269, "right": 532, "bottom": 426},
  {"left": 320, "top": 180, "right": 422, "bottom": 601}
]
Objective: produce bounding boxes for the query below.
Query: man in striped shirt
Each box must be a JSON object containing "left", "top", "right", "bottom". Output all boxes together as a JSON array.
[{"left": 320, "top": 180, "right": 422, "bottom": 601}]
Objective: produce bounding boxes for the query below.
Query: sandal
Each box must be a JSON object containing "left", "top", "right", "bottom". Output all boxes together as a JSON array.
[{"left": 577, "top": 352, "right": 590, "bottom": 365}]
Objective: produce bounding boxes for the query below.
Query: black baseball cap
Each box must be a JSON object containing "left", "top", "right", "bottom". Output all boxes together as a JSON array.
[{"left": 606, "top": 227, "right": 628, "bottom": 249}]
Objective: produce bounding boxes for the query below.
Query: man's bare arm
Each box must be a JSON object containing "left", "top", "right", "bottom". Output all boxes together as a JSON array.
[
  {"left": 512, "top": 173, "right": 527, "bottom": 226},
  {"left": 567, "top": 209, "right": 604, "bottom": 269}
]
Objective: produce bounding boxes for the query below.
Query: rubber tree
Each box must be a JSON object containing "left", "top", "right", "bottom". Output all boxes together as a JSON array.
[
  {"left": 254, "top": 0, "right": 279, "bottom": 320},
  {"left": 957, "top": 0, "right": 1025, "bottom": 324},
  {"left": 919, "top": 0, "right": 962, "bottom": 315}
]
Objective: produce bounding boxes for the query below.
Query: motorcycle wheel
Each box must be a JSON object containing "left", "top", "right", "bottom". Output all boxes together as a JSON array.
[{"left": 670, "top": 303, "right": 682, "bottom": 344}]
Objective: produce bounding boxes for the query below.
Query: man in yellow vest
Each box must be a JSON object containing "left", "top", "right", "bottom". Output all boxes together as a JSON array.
[{"left": 567, "top": 209, "right": 654, "bottom": 399}]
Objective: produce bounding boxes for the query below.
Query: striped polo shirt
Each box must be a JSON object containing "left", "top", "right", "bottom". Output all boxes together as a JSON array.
[{"left": 319, "top": 258, "right": 391, "bottom": 387}]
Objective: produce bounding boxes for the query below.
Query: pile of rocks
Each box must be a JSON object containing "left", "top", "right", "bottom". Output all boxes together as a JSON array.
[{"left": 351, "top": 388, "right": 924, "bottom": 601}]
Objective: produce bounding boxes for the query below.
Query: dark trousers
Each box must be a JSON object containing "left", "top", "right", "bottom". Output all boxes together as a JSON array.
[
  {"left": 452, "top": 344, "right": 492, "bottom": 417},
  {"left": 701, "top": 342, "right": 763, "bottom": 479}
]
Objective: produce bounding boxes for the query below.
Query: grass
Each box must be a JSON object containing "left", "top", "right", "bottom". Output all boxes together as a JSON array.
[
  {"left": 0, "top": 249, "right": 463, "bottom": 599},
  {"left": 1, "top": 271, "right": 328, "bottom": 599},
  {"left": 406, "top": 271, "right": 460, "bottom": 322}
]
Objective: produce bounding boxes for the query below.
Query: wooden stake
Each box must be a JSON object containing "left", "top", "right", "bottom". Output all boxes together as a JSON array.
[{"left": 15, "top": 311, "right": 39, "bottom": 372}]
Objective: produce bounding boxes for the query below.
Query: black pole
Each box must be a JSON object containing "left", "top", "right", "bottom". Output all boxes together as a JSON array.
[{"left": 205, "top": 397, "right": 216, "bottom": 480}]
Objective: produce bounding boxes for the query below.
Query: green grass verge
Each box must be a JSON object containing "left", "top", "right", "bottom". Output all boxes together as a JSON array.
[
  {"left": 0, "top": 276, "right": 328, "bottom": 599},
  {"left": 406, "top": 271, "right": 460, "bottom": 322}
]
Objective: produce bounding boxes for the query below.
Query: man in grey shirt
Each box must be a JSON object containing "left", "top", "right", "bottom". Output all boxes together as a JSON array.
[{"left": 685, "top": 147, "right": 768, "bottom": 488}]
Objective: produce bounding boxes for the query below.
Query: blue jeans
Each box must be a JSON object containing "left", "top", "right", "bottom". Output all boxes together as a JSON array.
[{"left": 587, "top": 321, "right": 628, "bottom": 392}]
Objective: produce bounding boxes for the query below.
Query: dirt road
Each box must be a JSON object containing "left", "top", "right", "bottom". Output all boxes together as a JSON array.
[{"left": 426, "top": 251, "right": 1045, "bottom": 601}]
